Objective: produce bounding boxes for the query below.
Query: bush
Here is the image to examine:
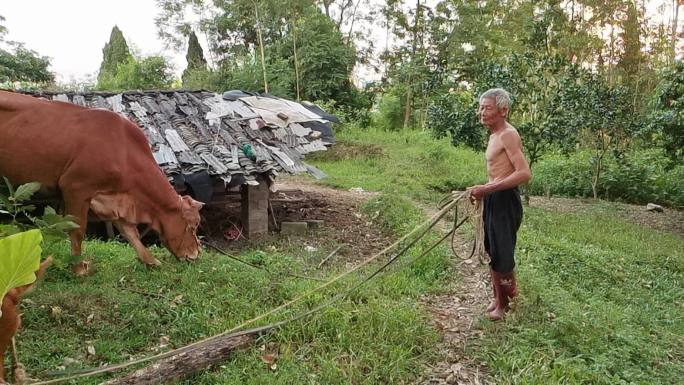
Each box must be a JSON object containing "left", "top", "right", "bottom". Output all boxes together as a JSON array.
[
  {"left": 529, "top": 150, "right": 684, "bottom": 207},
  {"left": 371, "top": 86, "right": 406, "bottom": 130}
]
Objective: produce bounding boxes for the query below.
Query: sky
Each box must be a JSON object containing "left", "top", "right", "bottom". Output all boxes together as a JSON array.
[
  {"left": 0, "top": 0, "right": 186, "bottom": 83},
  {"left": 0, "top": 1, "right": 679, "bottom": 85}
]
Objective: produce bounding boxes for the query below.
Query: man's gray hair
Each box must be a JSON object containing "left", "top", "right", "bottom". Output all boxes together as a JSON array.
[{"left": 479, "top": 88, "right": 511, "bottom": 110}]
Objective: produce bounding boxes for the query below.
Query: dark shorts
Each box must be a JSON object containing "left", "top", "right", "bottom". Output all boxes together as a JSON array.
[{"left": 483, "top": 188, "right": 523, "bottom": 273}]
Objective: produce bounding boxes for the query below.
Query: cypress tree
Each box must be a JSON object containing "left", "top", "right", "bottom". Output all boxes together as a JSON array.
[
  {"left": 98, "top": 26, "right": 132, "bottom": 85},
  {"left": 181, "top": 31, "right": 207, "bottom": 86}
]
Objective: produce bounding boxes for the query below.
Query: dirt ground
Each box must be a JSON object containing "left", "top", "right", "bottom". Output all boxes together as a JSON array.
[
  {"left": 199, "top": 177, "right": 396, "bottom": 263},
  {"left": 199, "top": 178, "right": 682, "bottom": 385}
]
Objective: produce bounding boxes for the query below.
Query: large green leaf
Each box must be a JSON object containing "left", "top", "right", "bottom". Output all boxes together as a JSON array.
[{"left": 0, "top": 229, "right": 42, "bottom": 317}]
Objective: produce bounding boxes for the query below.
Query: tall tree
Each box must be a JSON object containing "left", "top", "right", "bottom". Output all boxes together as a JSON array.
[
  {"left": 97, "top": 26, "right": 133, "bottom": 86},
  {"left": 181, "top": 30, "right": 208, "bottom": 86}
]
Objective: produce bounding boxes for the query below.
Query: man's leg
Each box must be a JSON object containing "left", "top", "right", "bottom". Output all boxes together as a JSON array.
[{"left": 485, "top": 189, "right": 522, "bottom": 320}]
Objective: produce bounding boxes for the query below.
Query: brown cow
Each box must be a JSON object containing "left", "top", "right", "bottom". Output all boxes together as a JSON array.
[
  {"left": 0, "top": 256, "right": 52, "bottom": 384},
  {"left": 0, "top": 91, "right": 203, "bottom": 269}
]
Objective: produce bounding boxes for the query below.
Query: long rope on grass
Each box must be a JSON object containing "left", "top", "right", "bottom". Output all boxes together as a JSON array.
[
  {"left": 29, "top": 192, "right": 475, "bottom": 385},
  {"left": 201, "top": 240, "right": 326, "bottom": 282}
]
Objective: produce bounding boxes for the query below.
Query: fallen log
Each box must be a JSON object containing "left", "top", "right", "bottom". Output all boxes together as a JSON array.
[{"left": 100, "top": 334, "right": 253, "bottom": 385}]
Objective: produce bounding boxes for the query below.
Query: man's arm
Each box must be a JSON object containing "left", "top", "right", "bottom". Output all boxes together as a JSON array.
[{"left": 470, "top": 130, "right": 531, "bottom": 199}]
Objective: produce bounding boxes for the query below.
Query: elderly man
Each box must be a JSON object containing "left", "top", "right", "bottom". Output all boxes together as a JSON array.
[{"left": 468, "top": 88, "right": 531, "bottom": 321}]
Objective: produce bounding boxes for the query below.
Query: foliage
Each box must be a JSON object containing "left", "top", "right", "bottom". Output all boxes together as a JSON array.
[
  {"left": 0, "top": 177, "right": 79, "bottom": 239},
  {"left": 97, "top": 26, "right": 133, "bottom": 86},
  {"left": 156, "top": 1, "right": 360, "bottom": 104},
  {"left": 96, "top": 56, "right": 175, "bottom": 91},
  {"left": 427, "top": 90, "right": 484, "bottom": 150},
  {"left": 648, "top": 60, "right": 684, "bottom": 162},
  {"left": 289, "top": 7, "right": 357, "bottom": 103},
  {"left": 0, "top": 229, "right": 42, "bottom": 317},
  {"left": 0, "top": 43, "right": 54, "bottom": 84},
  {"left": 181, "top": 31, "right": 207, "bottom": 87},
  {"left": 313, "top": 88, "right": 373, "bottom": 127},
  {"left": 528, "top": 149, "right": 684, "bottom": 208},
  {"left": 371, "top": 85, "right": 406, "bottom": 131}
]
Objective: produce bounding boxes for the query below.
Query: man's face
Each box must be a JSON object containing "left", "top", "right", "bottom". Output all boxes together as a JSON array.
[{"left": 478, "top": 97, "right": 507, "bottom": 128}]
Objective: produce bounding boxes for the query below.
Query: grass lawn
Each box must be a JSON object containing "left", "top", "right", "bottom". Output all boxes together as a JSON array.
[{"left": 12, "top": 127, "right": 684, "bottom": 385}]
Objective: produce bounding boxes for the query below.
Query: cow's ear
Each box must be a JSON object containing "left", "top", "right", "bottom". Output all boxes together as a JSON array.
[{"left": 182, "top": 195, "right": 204, "bottom": 210}]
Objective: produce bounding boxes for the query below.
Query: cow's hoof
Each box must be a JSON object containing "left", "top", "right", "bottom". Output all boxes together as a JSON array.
[
  {"left": 144, "top": 258, "right": 162, "bottom": 267},
  {"left": 13, "top": 362, "right": 27, "bottom": 385},
  {"left": 71, "top": 260, "right": 92, "bottom": 276}
]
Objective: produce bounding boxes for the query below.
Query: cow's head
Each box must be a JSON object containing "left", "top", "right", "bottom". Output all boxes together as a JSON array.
[{"left": 160, "top": 195, "right": 203, "bottom": 261}]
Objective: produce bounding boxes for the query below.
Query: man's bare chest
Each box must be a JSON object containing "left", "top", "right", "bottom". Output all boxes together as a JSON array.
[{"left": 486, "top": 136, "right": 505, "bottom": 162}]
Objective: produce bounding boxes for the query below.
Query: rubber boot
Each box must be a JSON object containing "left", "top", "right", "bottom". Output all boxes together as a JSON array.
[
  {"left": 486, "top": 268, "right": 498, "bottom": 312},
  {"left": 487, "top": 270, "right": 517, "bottom": 321}
]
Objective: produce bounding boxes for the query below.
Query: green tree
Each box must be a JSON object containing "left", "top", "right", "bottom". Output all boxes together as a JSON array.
[
  {"left": 289, "top": 7, "right": 356, "bottom": 102},
  {"left": 649, "top": 60, "right": 684, "bottom": 162},
  {"left": 181, "top": 30, "right": 208, "bottom": 87},
  {"left": 0, "top": 15, "right": 54, "bottom": 85},
  {"left": 0, "top": 43, "right": 54, "bottom": 84},
  {"left": 97, "top": 26, "right": 133, "bottom": 86},
  {"left": 97, "top": 56, "right": 175, "bottom": 91},
  {"left": 156, "top": 0, "right": 360, "bottom": 104}
]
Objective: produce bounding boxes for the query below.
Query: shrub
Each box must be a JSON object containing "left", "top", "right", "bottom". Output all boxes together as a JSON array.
[
  {"left": 529, "top": 150, "right": 684, "bottom": 207},
  {"left": 371, "top": 86, "right": 406, "bottom": 131}
]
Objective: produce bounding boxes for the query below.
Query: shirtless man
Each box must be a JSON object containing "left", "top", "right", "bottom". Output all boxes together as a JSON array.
[{"left": 468, "top": 88, "right": 531, "bottom": 321}]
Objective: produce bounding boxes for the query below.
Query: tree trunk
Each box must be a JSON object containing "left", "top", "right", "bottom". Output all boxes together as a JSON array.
[
  {"left": 292, "top": 19, "right": 301, "bottom": 101},
  {"left": 403, "top": 84, "right": 413, "bottom": 129},
  {"left": 254, "top": 2, "right": 268, "bottom": 93},
  {"left": 673, "top": 0, "right": 680, "bottom": 62},
  {"left": 101, "top": 334, "right": 253, "bottom": 385},
  {"left": 403, "top": 0, "right": 421, "bottom": 130}
]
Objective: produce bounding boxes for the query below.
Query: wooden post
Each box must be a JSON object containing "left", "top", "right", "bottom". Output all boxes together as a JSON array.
[{"left": 241, "top": 181, "right": 269, "bottom": 238}]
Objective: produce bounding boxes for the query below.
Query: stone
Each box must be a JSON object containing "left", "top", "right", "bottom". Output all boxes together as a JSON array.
[
  {"left": 280, "top": 221, "right": 308, "bottom": 235},
  {"left": 645, "top": 203, "right": 664, "bottom": 212}
]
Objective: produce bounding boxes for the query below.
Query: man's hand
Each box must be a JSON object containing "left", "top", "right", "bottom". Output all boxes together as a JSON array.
[{"left": 468, "top": 184, "right": 490, "bottom": 201}]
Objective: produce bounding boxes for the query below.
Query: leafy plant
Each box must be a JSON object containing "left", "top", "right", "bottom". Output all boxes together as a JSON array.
[
  {"left": 0, "top": 229, "right": 42, "bottom": 317},
  {"left": 0, "top": 177, "right": 79, "bottom": 238}
]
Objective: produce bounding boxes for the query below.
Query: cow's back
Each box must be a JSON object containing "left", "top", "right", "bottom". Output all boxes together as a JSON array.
[{"left": 0, "top": 91, "right": 155, "bottom": 191}]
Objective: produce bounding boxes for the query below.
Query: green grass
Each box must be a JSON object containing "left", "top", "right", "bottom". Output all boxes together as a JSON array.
[
  {"left": 480, "top": 207, "right": 683, "bottom": 385},
  {"left": 12, "top": 127, "right": 684, "bottom": 385},
  {"left": 310, "top": 127, "right": 683, "bottom": 384},
  {"left": 307, "top": 127, "right": 486, "bottom": 202},
  {"left": 15, "top": 190, "right": 451, "bottom": 384}
]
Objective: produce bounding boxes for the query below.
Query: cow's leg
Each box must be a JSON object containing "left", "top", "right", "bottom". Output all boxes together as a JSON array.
[
  {"left": 114, "top": 221, "right": 162, "bottom": 267},
  {"left": 61, "top": 193, "right": 91, "bottom": 275},
  {"left": 0, "top": 301, "right": 19, "bottom": 383}
]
